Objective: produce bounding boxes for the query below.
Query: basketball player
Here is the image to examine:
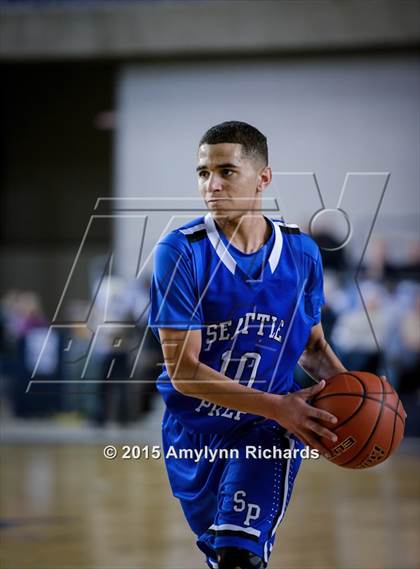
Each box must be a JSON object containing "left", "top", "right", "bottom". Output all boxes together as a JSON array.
[{"left": 149, "top": 122, "right": 347, "bottom": 569}]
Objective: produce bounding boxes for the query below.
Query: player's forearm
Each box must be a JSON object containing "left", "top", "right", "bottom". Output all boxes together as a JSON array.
[
  {"left": 171, "top": 358, "right": 279, "bottom": 420},
  {"left": 298, "top": 338, "right": 346, "bottom": 382}
]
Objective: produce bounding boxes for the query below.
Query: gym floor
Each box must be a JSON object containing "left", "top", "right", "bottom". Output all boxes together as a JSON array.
[{"left": 1, "top": 404, "right": 419, "bottom": 569}]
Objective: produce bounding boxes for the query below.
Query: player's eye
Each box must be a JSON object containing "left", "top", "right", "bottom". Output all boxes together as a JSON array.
[
  {"left": 198, "top": 171, "right": 209, "bottom": 179},
  {"left": 222, "top": 169, "right": 234, "bottom": 177}
]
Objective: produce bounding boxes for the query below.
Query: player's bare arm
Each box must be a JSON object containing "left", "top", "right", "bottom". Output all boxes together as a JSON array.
[
  {"left": 159, "top": 326, "right": 338, "bottom": 457},
  {"left": 299, "top": 323, "right": 394, "bottom": 389},
  {"left": 298, "top": 322, "right": 347, "bottom": 382}
]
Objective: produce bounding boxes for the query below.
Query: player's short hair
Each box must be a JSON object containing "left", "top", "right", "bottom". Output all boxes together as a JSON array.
[{"left": 199, "top": 121, "right": 268, "bottom": 165}]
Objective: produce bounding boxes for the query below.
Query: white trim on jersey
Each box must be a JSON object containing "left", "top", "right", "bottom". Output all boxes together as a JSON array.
[
  {"left": 180, "top": 223, "right": 206, "bottom": 235},
  {"left": 262, "top": 435, "right": 295, "bottom": 562},
  {"left": 270, "top": 435, "right": 295, "bottom": 537},
  {"left": 209, "top": 523, "right": 261, "bottom": 538},
  {"left": 268, "top": 221, "right": 283, "bottom": 273},
  {"left": 207, "top": 557, "right": 219, "bottom": 569},
  {"left": 204, "top": 214, "right": 237, "bottom": 274}
]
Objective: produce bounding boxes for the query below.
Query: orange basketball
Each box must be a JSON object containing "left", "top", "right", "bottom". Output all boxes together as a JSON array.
[{"left": 311, "top": 371, "right": 406, "bottom": 469}]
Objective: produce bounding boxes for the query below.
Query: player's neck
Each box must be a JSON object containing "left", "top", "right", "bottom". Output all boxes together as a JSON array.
[{"left": 216, "top": 214, "right": 271, "bottom": 253}]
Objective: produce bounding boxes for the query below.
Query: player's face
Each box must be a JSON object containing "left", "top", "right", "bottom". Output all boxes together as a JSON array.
[{"left": 197, "top": 143, "right": 271, "bottom": 221}]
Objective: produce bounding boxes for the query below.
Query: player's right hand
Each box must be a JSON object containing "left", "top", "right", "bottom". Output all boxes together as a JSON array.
[{"left": 274, "top": 380, "right": 338, "bottom": 458}]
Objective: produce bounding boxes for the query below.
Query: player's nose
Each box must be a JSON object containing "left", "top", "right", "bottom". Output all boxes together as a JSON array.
[{"left": 207, "top": 173, "right": 223, "bottom": 192}]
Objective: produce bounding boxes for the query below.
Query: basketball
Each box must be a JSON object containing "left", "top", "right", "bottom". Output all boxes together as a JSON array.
[{"left": 311, "top": 372, "right": 406, "bottom": 469}]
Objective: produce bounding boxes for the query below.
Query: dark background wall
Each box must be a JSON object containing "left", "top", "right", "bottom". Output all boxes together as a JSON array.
[{"left": 0, "top": 62, "right": 114, "bottom": 315}]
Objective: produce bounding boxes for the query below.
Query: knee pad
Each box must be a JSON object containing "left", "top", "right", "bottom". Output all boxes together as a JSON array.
[{"left": 216, "top": 546, "right": 264, "bottom": 569}]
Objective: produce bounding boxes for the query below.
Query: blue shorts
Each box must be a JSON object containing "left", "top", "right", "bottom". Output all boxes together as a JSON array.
[{"left": 162, "top": 410, "right": 304, "bottom": 568}]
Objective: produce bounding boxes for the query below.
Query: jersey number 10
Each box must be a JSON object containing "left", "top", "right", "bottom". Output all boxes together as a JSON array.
[{"left": 219, "top": 351, "right": 261, "bottom": 388}]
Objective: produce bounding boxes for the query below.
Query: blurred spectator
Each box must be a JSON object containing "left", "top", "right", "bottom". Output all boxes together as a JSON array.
[
  {"left": 0, "top": 290, "right": 62, "bottom": 418},
  {"left": 385, "top": 241, "right": 420, "bottom": 281},
  {"left": 84, "top": 273, "right": 159, "bottom": 426},
  {"left": 132, "top": 275, "right": 160, "bottom": 414},
  {"left": 331, "top": 281, "right": 392, "bottom": 373},
  {"left": 313, "top": 230, "right": 349, "bottom": 273},
  {"left": 398, "top": 290, "right": 420, "bottom": 393},
  {"left": 88, "top": 275, "right": 139, "bottom": 426},
  {"left": 361, "top": 238, "right": 420, "bottom": 282},
  {"left": 364, "top": 238, "right": 388, "bottom": 280}
]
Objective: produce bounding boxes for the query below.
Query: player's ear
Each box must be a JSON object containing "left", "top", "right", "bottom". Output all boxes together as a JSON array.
[{"left": 257, "top": 165, "right": 272, "bottom": 193}]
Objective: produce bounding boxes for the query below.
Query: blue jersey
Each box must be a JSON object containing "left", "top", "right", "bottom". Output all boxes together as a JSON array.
[{"left": 149, "top": 213, "right": 324, "bottom": 434}]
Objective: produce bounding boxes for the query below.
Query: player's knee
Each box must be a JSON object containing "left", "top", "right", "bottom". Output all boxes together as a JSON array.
[{"left": 216, "top": 546, "right": 264, "bottom": 569}]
